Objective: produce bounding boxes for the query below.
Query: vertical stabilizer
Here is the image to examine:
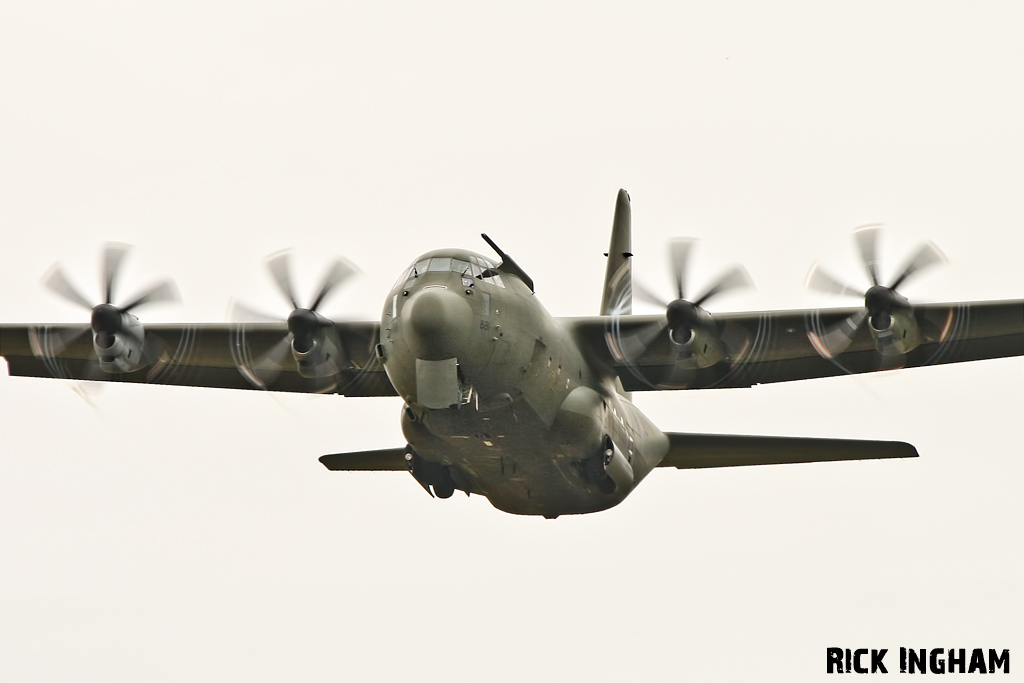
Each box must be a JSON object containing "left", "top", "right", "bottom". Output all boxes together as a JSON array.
[{"left": 600, "top": 189, "right": 632, "bottom": 315}]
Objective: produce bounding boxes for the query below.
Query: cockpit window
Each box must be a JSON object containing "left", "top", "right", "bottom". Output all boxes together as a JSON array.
[
  {"left": 398, "top": 255, "right": 504, "bottom": 288},
  {"left": 427, "top": 256, "right": 451, "bottom": 272},
  {"left": 396, "top": 259, "right": 429, "bottom": 288},
  {"left": 478, "top": 269, "right": 503, "bottom": 287},
  {"left": 472, "top": 256, "right": 504, "bottom": 287}
]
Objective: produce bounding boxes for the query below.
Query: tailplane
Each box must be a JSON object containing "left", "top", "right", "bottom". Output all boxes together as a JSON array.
[{"left": 657, "top": 432, "right": 918, "bottom": 469}]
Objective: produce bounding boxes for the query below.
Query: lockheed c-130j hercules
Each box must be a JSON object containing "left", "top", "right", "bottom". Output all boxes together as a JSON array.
[{"left": 2, "top": 190, "right": 1022, "bottom": 518}]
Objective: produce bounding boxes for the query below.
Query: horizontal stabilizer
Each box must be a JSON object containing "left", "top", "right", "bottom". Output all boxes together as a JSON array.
[
  {"left": 319, "top": 447, "right": 408, "bottom": 471},
  {"left": 659, "top": 432, "right": 918, "bottom": 469}
]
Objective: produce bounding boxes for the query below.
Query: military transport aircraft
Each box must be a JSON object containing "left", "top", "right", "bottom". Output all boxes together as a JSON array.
[{"left": 2, "top": 190, "right": 1022, "bottom": 518}]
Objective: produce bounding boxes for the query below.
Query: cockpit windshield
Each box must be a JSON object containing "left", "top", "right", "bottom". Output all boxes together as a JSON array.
[{"left": 396, "top": 255, "right": 504, "bottom": 288}]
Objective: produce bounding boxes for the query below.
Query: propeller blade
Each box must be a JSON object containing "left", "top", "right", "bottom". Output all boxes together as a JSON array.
[
  {"left": 634, "top": 318, "right": 669, "bottom": 348},
  {"left": 266, "top": 251, "right": 299, "bottom": 310},
  {"left": 311, "top": 374, "right": 341, "bottom": 394},
  {"left": 228, "top": 299, "right": 284, "bottom": 323},
  {"left": 854, "top": 225, "right": 882, "bottom": 287},
  {"left": 42, "top": 266, "right": 94, "bottom": 311},
  {"left": 30, "top": 325, "right": 90, "bottom": 358},
  {"left": 101, "top": 243, "right": 131, "bottom": 304},
  {"left": 120, "top": 280, "right": 179, "bottom": 313},
  {"left": 806, "top": 264, "right": 864, "bottom": 298},
  {"left": 668, "top": 238, "right": 696, "bottom": 301},
  {"left": 309, "top": 258, "right": 359, "bottom": 312},
  {"left": 692, "top": 265, "right": 753, "bottom": 308},
  {"left": 813, "top": 309, "right": 868, "bottom": 358},
  {"left": 615, "top": 319, "right": 668, "bottom": 362},
  {"left": 632, "top": 280, "right": 669, "bottom": 309},
  {"left": 247, "top": 335, "right": 293, "bottom": 389},
  {"left": 888, "top": 241, "right": 946, "bottom": 290},
  {"left": 69, "top": 379, "right": 105, "bottom": 409}
]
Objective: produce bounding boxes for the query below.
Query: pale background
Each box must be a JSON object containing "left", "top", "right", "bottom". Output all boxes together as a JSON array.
[{"left": 1, "top": 3, "right": 1022, "bottom": 681}]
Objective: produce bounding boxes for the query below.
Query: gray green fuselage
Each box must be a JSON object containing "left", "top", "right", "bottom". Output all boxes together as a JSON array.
[{"left": 379, "top": 249, "right": 669, "bottom": 518}]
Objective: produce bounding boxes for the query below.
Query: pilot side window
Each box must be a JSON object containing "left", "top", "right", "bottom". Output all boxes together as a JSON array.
[
  {"left": 398, "top": 259, "right": 431, "bottom": 289},
  {"left": 479, "top": 269, "right": 504, "bottom": 287},
  {"left": 471, "top": 256, "right": 504, "bottom": 288}
]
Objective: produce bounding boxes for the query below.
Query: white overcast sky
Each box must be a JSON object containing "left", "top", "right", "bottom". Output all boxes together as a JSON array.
[{"left": 1, "top": 3, "right": 1022, "bottom": 681}]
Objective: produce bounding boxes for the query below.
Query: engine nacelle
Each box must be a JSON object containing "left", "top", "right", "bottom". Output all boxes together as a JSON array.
[
  {"left": 868, "top": 304, "right": 922, "bottom": 356},
  {"left": 92, "top": 314, "right": 146, "bottom": 373},
  {"left": 291, "top": 336, "right": 342, "bottom": 379},
  {"left": 671, "top": 324, "right": 728, "bottom": 368},
  {"left": 665, "top": 300, "right": 729, "bottom": 369}
]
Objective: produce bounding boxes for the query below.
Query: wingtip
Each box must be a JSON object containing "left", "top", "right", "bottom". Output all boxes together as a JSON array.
[{"left": 899, "top": 441, "right": 921, "bottom": 458}]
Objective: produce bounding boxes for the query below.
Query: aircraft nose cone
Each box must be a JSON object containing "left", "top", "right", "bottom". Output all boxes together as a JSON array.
[{"left": 403, "top": 287, "right": 473, "bottom": 360}]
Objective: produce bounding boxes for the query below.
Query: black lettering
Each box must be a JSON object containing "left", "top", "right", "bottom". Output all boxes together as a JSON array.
[
  {"left": 948, "top": 649, "right": 965, "bottom": 674},
  {"left": 872, "top": 649, "right": 888, "bottom": 674},
  {"left": 990, "top": 649, "right": 1009, "bottom": 674},
  {"left": 828, "top": 648, "right": 844, "bottom": 674},
  {"left": 969, "top": 649, "right": 986, "bottom": 674},
  {"left": 909, "top": 648, "right": 927, "bottom": 674},
  {"left": 901, "top": 648, "right": 907, "bottom": 673},
  {"left": 854, "top": 649, "right": 869, "bottom": 674},
  {"left": 930, "top": 648, "right": 946, "bottom": 674},
  {"left": 846, "top": 648, "right": 852, "bottom": 673}
]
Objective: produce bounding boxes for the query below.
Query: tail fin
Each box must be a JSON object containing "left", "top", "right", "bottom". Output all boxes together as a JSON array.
[{"left": 600, "top": 188, "right": 633, "bottom": 315}]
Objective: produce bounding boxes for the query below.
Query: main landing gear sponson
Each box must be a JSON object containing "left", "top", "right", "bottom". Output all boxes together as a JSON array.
[{"left": 405, "top": 448, "right": 459, "bottom": 499}]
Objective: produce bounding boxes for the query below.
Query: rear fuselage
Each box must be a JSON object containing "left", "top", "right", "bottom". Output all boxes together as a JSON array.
[{"left": 378, "top": 249, "right": 668, "bottom": 517}]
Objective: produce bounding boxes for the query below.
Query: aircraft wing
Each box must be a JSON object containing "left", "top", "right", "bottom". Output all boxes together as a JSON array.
[
  {"left": 564, "top": 299, "right": 1024, "bottom": 391},
  {"left": 0, "top": 322, "right": 397, "bottom": 396}
]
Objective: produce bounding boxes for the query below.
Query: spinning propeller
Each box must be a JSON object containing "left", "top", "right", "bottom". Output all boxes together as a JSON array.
[
  {"left": 40, "top": 243, "right": 178, "bottom": 358},
  {"left": 231, "top": 250, "right": 358, "bottom": 389},
  {"left": 616, "top": 238, "right": 753, "bottom": 362},
  {"left": 806, "top": 225, "right": 946, "bottom": 357}
]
